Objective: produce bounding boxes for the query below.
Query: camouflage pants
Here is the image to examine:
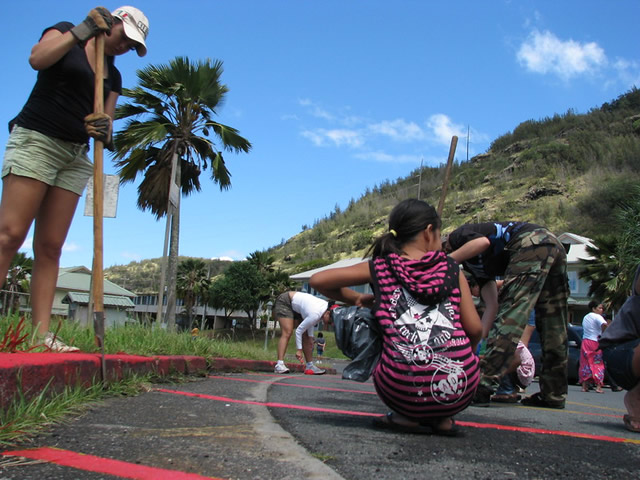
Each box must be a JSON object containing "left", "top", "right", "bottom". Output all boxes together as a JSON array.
[{"left": 480, "top": 229, "right": 569, "bottom": 404}]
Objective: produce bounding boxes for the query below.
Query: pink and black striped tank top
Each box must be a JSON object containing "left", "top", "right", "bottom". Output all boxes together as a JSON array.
[{"left": 369, "top": 251, "right": 480, "bottom": 420}]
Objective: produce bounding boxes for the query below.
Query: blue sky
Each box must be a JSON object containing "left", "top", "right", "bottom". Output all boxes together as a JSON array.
[{"left": 2, "top": 1, "right": 639, "bottom": 268}]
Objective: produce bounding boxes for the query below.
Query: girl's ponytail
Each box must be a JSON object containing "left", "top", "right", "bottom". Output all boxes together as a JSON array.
[{"left": 364, "top": 199, "right": 441, "bottom": 259}]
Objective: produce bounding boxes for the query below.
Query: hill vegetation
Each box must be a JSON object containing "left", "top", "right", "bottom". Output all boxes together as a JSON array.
[
  {"left": 105, "top": 257, "right": 232, "bottom": 294},
  {"left": 106, "top": 88, "right": 640, "bottom": 290}
]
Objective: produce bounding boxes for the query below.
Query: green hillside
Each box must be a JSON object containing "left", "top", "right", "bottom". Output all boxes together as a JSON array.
[
  {"left": 267, "top": 88, "right": 640, "bottom": 274},
  {"left": 106, "top": 88, "right": 640, "bottom": 288}
]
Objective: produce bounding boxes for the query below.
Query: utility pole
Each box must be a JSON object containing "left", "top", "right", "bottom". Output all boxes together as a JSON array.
[
  {"left": 417, "top": 157, "right": 424, "bottom": 200},
  {"left": 467, "top": 125, "right": 470, "bottom": 162},
  {"left": 200, "top": 258, "right": 214, "bottom": 331}
]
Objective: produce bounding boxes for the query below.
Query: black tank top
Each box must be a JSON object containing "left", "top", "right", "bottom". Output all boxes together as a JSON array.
[{"left": 9, "top": 21, "right": 122, "bottom": 145}]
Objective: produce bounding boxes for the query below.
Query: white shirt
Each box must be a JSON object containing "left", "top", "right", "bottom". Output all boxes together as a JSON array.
[
  {"left": 582, "top": 312, "right": 607, "bottom": 341},
  {"left": 292, "top": 292, "right": 328, "bottom": 349}
]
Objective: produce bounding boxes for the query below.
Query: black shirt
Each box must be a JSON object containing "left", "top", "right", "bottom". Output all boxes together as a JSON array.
[
  {"left": 10, "top": 22, "right": 122, "bottom": 145},
  {"left": 448, "top": 222, "right": 540, "bottom": 283}
]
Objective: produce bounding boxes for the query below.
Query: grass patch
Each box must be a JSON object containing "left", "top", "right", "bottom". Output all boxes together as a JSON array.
[
  {"left": 0, "top": 314, "right": 347, "bottom": 361},
  {"left": 0, "top": 373, "right": 154, "bottom": 448},
  {"left": 311, "top": 452, "right": 335, "bottom": 462}
]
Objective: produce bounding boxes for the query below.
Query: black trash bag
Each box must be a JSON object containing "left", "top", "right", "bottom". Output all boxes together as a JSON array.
[{"left": 332, "top": 305, "right": 382, "bottom": 382}]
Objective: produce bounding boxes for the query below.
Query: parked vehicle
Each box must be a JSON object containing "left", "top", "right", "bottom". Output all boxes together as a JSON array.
[{"left": 527, "top": 324, "right": 583, "bottom": 385}]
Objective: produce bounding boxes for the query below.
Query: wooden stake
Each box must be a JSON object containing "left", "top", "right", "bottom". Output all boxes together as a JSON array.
[
  {"left": 91, "top": 33, "right": 106, "bottom": 383},
  {"left": 437, "top": 136, "right": 458, "bottom": 217}
]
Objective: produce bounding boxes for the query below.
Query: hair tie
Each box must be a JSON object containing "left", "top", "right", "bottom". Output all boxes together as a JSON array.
[{"left": 389, "top": 229, "right": 397, "bottom": 238}]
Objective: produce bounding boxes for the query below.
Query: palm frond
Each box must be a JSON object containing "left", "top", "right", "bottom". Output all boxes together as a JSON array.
[
  {"left": 207, "top": 122, "right": 252, "bottom": 153},
  {"left": 210, "top": 152, "right": 231, "bottom": 189}
]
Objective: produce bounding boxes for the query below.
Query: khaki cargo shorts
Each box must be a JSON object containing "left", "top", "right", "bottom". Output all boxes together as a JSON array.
[{"left": 2, "top": 126, "right": 93, "bottom": 196}]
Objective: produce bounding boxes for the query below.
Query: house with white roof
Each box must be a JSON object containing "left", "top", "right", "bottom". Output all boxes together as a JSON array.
[
  {"left": 557, "top": 232, "right": 596, "bottom": 323},
  {"left": 290, "top": 257, "right": 371, "bottom": 297},
  {"left": 54, "top": 266, "right": 136, "bottom": 328}
]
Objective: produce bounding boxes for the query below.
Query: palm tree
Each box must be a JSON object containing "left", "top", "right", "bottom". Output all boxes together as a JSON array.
[
  {"left": 579, "top": 237, "right": 625, "bottom": 310},
  {"left": 176, "top": 258, "right": 210, "bottom": 330},
  {"left": 580, "top": 186, "right": 640, "bottom": 312},
  {"left": 246, "top": 250, "right": 294, "bottom": 326},
  {"left": 247, "top": 251, "right": 275, "bottom": 275},
  {"left": 113, "top": 57, "right": 251, "bottom": 330},
  {"left": 2, "top": 253, "right": 33, "bottom": 315}
]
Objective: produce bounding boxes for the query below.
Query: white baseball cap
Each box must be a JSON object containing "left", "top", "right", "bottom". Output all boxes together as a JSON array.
[{"left": 112, "top": 6, "right": 149, "bottom": 57}]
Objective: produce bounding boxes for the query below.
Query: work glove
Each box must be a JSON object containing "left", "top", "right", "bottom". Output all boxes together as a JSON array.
[
  {"left": 84, "top": 112, "right": 113, "bottom": 149},
  {"left": 70, "top": 7, "right": 113, "bottom": 44}
]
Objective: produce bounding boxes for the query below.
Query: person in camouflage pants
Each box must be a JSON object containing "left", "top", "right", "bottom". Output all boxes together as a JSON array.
[{"left": 446, "top": 222, "right": 569, "bottom": 408}]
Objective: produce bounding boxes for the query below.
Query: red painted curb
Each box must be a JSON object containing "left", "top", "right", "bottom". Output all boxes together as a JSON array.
[
  {"left": 0, "top": 353, "right": 208, "bottom": 409},
  {"left": 0, "top": 353, "right": 333, "bottom": 408}
]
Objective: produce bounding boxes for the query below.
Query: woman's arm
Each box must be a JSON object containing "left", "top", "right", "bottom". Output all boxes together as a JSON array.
[
  {"left": 29, "top": 29, "right": 78, "bottom": 70},
  {"left": 105, "top": 91, "right": 119, "bottom": 120},
  {"left": 449, "top": 237, "right": 490, "bottom": 263},
  {"left": 458, "top": 274, "right": 482, "bottom": 351},
  {"left": 310, "top": 261, "right": 373, "bottom": 307},
  {"left": 479, "top": 280, "right": 498, "bottom": 338}
]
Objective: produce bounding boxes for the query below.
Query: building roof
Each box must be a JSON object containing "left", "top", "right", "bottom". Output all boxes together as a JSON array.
[
  {"left": 62, "top": 292, "right": 135, "bottom": 308},
  {"left": 57, "top": 267, "right": 136, "bottom": 297},
  {"left": 557, "top": 232, "right": 595, "bottom": 263},
  {"left": 290, "top": 257, "right": 368, "bottom": 282},
  {"left": 558, "top": 232, "right": 595, "bottom": 247}
]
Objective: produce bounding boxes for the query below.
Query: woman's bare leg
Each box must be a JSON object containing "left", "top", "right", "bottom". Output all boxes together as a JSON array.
[
  {"left": 624, "top": 344, "right": 640, "bottom": 427},
  {"left": 0, "top": 175, "right": 48, "bottom": 283},
  {"left": 276, "top": 316, "right": 294, "bottom": 361},
  {"left": 31, "top": 186, "right": 79, "bottom": 335}
]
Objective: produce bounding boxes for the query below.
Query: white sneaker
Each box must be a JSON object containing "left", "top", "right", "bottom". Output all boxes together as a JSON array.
[
  {"left": 43, "top": 332, "right": 80, "bottom": 353},
  {"left": 274, "top": 363, "right": 290, "bottom": 374},
  {"left": 304, "top": 364, "right": 326, "bottom": 375}
]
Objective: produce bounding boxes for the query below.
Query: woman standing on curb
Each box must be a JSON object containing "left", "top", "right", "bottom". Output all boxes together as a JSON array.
[{"left": 0, "top": 6, "right": 149, "bottom": 351}]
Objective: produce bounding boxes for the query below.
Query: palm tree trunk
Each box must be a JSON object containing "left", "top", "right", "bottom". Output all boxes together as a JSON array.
[
  {"left": 165, "top": 160, "right": 181, "bottom": 331},
  {"left": 156, "top": 144, "right": 179, "bottom": 326},
  {"left": 7, "top": 287, "right": 15, "bottom": 314}
]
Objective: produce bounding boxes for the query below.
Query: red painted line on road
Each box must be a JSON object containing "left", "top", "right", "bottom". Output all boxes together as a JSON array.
[
  {"left": 1, "top": 447, "right": 223, "bottom": 479},
  {"left": 156, "top": 388, "right": 640, "bottom": 445},
  {"left": 155, "top": 388, "right": 379, "bottom": 417},
  {"left": 456, "top": 420, "right": 640, "bottom": 444},
  {"left": 208, "top": 374, "right": 377, "bottom": 395}
]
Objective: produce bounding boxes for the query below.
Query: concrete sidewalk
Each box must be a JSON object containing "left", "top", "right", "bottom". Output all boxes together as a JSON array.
[{"left": 0, "top": 352, "right": 336, "bottom": 408}]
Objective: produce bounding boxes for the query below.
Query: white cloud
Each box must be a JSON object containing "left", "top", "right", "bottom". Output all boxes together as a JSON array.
[
  {"left": 298, "top": 98, "right": 335, "bottom": 121},
  {"left": 300, "top": 129, "right": 326, "bottom": 146},
  {"left": 354, "top": 151, "right": 422, "bottom": 163},
  {"left": 301, "top": 128, "right": 364, "bottom": 148},
  {"left": 612, "top": 58, "right": 640, "bottom": 87},
  {"left": 121, "top": 251, "right": 142, "bottom": 261},
  {"left": 517, "top": 30, "right": 606, "bottom": 80},
  {"left": 62, "top": 242, "right": 81, "bottom": 252},
  {"left": 427, "top": 114, "right": 466, "bottom": 146},
  {"left": 212, "top": 256, "right": 234, "bottom": 262},
  {"left": 368, "top": 119, "right": 425, "bottom": 142},
  {"left": 325, "top": 129, "right": 364, "bottom": 148},
  {"left": 297, "top": 100, "right": 489, "bottom": 161}
]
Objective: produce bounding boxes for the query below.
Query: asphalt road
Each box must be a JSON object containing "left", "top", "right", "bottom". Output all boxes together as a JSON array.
[{"left": 1, "top": 360, "right": 638, "bottom": 479}]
